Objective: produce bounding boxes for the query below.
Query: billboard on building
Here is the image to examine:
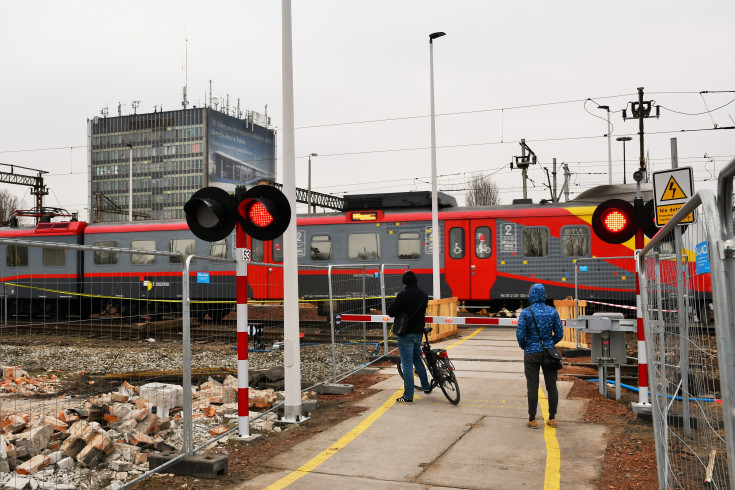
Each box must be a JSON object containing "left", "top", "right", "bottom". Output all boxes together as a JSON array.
[{"left": 207, "top": 110, "right": 276, "bottom": 192}]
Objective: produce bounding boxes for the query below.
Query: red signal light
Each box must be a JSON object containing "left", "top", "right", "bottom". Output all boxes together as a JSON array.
[
  {"left": 592, "top": 199, "right": 638, "bottom": 244},
  {"left": 247, "top": 201, "right": 274, "bottom": 228},
  {"left": 602, "top": 209, "right": 628, "bottom": 233}
]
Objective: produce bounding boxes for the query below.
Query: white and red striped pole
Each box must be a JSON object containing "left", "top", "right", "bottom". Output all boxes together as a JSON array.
[
  {"left": 236, "top": 225, "right": 250, "bottom": 437},
  {"left": 635, "top": 229, "right": 649, "bottom": 406}
]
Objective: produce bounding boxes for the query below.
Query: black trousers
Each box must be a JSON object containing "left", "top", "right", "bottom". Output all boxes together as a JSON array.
[{"left": 524, "top": 351, "right": 559, "bottom": 421}]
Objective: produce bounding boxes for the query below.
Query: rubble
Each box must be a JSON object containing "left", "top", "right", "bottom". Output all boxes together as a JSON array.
[
  {"left": 0, "top": 375, "right": 316, "bottom": 488},
  {"left": 0, "top": 366, "right": 60, "bottom": 397}
]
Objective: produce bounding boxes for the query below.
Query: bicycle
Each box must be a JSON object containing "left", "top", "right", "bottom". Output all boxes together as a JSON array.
[{"left": 396, "top": 326, "right": 460, "bottom": 405}]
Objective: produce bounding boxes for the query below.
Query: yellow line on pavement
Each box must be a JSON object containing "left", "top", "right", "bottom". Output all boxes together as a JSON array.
[
  {"left": 445, "top": 327, "right": 484, "bottom": 350},
  {"left": 264, "top": 388, "right": 404, "bottom": 489},
  {"left": 538, "top": 386, "right": 561, "bottom": 489}
]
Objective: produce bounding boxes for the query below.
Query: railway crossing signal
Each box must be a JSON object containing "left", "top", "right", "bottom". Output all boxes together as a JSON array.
[
  {"left": 591, "top": 199, "right": 639, "bottom": 244},
  {"left": 592, "top": 198, "right": 678, "bottom": 244},
  {"left": 184, "top": 185, "right": 291, "bottom": 242}
]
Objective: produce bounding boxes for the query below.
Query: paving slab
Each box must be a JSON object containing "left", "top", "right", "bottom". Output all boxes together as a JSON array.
[{"left": 236, "top": 327, "right": 607, "bottom": 490}]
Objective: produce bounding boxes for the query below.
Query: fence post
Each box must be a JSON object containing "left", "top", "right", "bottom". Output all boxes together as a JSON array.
[
  {"left": 328, "top": 264, "right": 337, "bottom": 382},
  {"left": 702, "top": 188, "right": 735, "bottom": 488},
  {"left": 182, "top": 255, "right": 194, "bottom": 456},
  {"left": 380, "top": 264, "right": 388, "bottom": 356},
  {"left": 362, "top": 266, "right": 367, "bottom": 362},
  {"left": 235, "top": 227, "right": 250, "bottom": 438}
]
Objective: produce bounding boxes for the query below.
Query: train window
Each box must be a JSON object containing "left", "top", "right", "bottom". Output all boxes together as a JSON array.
[
  {"left": 169, "top": 239, "right": 195, "bottom": 263},
  {"left": 251, "top": 239, "right": 264, "bottom": 262},
  {"left": 6, "top": 245, "right": 28, "bottom": 267},
  {"left": 561, "top": 226, "right": 590, "bottom": 257},
  {"left": 348, "top": 233, "right": 380, "bottom": 260},
  {"left": 209, "top": 240, "right": 228, "bottom": 259},
  {"left": 310, "top": 235, "right": 331, "bottom": 261},
  {"left": 475, "top": 227, "right": 492, "bottom": 259},
  {"left": 94, "top": 241, "right": 118, "bottom": 265},
  {"left": 398, "top": 232, "right": 421, "bottom": 260},
  {"left": 43, "top": 248, "right": 65, "bottom": 267},
  {"left": 131, "top": 240, "right": 157, "bottom": 265},
  {"left": 449, "top": 228, "right": 464, "bottom": 259},
  {"left": 272, "top": 236, "right": 283, "bottom": 263},
  {"left": 522, "top": 227, "right": 549, "bottom": 257}
]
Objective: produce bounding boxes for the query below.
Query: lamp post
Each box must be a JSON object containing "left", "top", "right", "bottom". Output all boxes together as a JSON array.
[
  {"left": 127, "top": 143, "right": 133, "bottom": 221},
  {"left": 429, "top": 31, "right": 445, "bottom": 301},
  {"left": 307, "top": 153, "right": 317, "bottom": 214},
  {"left": 617, "top": 136, "right": 632, "bottom": 184},
  {"left": 598, "top": 105, "right": 612, "bottom": 185}
]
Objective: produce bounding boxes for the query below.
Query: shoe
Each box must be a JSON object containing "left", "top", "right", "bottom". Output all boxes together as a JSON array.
[
  {"left": 423, "top": 387, "right": 432, "bottom": 395},
  {"left": 527, "top": 419, "right": 538, "bottom": 429},
  {"left": 547, "top": 419, "right": 557, "bottom": 428},
  {"left": 396, "top": 396, "right": 413, "bottom": 403}
]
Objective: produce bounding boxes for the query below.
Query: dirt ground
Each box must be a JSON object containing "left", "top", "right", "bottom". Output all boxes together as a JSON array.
[{"left": 129, "top": 360, "right": 657, "bottom": 490}]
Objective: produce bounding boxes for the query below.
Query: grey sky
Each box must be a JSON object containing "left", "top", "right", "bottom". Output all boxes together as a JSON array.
[{"left": 1, "top": 1, "right": 733, "bottom": 219}]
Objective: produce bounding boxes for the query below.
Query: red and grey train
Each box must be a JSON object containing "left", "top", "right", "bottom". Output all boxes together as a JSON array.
[{"left": 0, "top": 183, "right": 703, "bottom": 321}]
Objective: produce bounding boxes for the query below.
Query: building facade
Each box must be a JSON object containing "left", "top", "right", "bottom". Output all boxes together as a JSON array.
[{"left": 88, "top": 107, "right": 276, "bottom": 222}]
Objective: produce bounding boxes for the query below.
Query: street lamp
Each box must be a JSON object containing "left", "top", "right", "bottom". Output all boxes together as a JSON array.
[
  {"left": 616, "top": 136, "right": 632, "bottom": 184},
  {"left": 127, "top": 143, "right": 133, "bottom": 221},
  {"left": 429, "top": 31, "right": 445, "bottom": 301},
  {"left": 307, "top": 153, "right": 317, "bottom": 214},
  {"left": 597, "top": 105, "right": 612, "bottom": 185}
]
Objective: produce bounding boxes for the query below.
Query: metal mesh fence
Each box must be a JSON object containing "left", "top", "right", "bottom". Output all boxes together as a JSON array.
[
  {"left": 0, "top": 239, "right": 401, "bottom": 487},
  {"left": 639, "top": 166, "right": 735, "bottom": 489},
  {"left": 573, "top": 256, "right": 638, "bottom": 319}
]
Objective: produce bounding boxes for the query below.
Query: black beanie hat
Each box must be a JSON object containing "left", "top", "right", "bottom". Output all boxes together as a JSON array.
[{"left": 402, "top": 270, "right": 417, "bottom": 285}]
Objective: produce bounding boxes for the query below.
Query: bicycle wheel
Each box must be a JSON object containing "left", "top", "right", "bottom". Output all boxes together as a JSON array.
[{"left": 437, "top": 357, "right": 460, "bottom": 405}]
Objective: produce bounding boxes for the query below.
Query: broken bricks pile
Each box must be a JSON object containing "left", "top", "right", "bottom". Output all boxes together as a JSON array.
[
  {"left": 0, "top": 367, "right": 60, "bottom": 397},
  {"left": 0, "top": 376, "right": 290, "bottom": 489}
]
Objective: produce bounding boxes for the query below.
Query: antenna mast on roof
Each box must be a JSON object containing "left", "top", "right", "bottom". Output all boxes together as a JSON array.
[
  {"left": 182, "top": 38, "right": 189, "bottom": 109},
  {"left": 132, "top": 101, "right": 140, "bottom": 115}
]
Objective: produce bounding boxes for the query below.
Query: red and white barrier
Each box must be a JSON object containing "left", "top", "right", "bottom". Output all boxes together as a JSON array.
[
  {"left": 236, "top": 227, "right": 250, "bottom": 438},
  {"left": 339, "top": 314, "right": 518, "bottom": 327}
]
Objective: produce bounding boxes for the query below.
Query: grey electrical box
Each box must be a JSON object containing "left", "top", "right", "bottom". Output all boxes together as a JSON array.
[{"left": 590, "top": 330, "right": 627, "bottom": 364}]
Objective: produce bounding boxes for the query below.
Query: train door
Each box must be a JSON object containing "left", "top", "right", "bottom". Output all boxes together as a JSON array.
[
  {"left": 469, "top": 219, "right": 497, "bottom": 300},
  {"left": 268, "top": 235, "right": 285, "bottom": 299},
  {"left": 444, "top": 220, "right": 470, "bottom": 299}
]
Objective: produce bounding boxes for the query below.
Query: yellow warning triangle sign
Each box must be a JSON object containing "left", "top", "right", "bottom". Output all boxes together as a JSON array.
[{"left": 661, "top": 176, "right": 688, "bottom": 201}]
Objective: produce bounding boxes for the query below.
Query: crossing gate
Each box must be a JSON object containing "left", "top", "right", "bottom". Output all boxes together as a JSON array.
[{"left": 638, "top": 157, "right": 735, "bottom": 489}]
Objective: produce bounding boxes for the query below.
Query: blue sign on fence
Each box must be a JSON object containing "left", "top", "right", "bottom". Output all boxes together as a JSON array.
[
  {"left": 696, "top": 241, "right": 710, "bottom": 274},
  {"left": 197, "top": 272, "right": 211, "bottom": 284},
  {"left": 579, "top": 265, "right": 589, "bottom": 272}
]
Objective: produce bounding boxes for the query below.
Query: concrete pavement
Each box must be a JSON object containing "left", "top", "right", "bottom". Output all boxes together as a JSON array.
[{"left": 237, "top": 327, "right": 607, "bottom": 489}]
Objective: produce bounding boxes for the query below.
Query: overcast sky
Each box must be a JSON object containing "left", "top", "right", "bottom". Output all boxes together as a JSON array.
[{"left": 1, "top": 1, "right": 734, "bottom": 219}]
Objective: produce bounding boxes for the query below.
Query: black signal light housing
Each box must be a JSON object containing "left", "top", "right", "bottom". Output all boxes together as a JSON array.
[
  {"left": 183, "top": 187, "right": 237, "bottom": 242},
  {"left": 592, "top": 199, "right": 639, "bottom": 244},
  {"left": 236, "top": 185, "right": 291, "bottom": 241}
]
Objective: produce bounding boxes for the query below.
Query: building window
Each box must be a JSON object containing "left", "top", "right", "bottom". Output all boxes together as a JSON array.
[
  {"left": 475, "top": 226, "right": 492, "bottom": 259},
  {"left": 523, "top": 227, "right": 549, "bottom": 257},
  {"left": 310, "top": 235, "right": 331, "bottom": 260},
  {"left": 43, "top": 248, "right": 65, "bottom": 267},
  {"left": 348, "top": 233, "right": 380, "bottom": 260},
  {"left": 94, "top": 241, "right": 119, "bottom": 265},
  {"left": 561, "top": 226, "right": 590, "bottom": 257},
  {"left": 398, "top": 232, "right": 421, "bottom": 259},
  {"left": 6, "top": 246, "right": 28, "bottom": 267},
  {"left": 209, "top": 239, "right": 227, "bottom": 259},
  {"left": 449, "top": 228, "right": 464, "bottom": 259},
  {"left": 169, "top": 239, "right": 195, "bottom": 263},
  {"left": 131, "top": 240, "right": 156, "bottom": 265}
]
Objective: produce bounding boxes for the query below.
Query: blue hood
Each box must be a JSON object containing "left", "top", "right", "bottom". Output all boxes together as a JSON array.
[{"left": 528, "top": 283, "right": 546, "bottom": 304}]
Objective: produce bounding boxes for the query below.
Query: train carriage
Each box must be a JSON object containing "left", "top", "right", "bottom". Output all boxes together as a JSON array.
[{"left": 0, "top": 183, "right": 709, "bottom": 322}]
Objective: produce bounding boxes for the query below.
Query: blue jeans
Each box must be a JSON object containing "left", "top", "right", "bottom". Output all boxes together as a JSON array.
[{"left": 397, "top": 333, "right": 431, "bottom": 400}]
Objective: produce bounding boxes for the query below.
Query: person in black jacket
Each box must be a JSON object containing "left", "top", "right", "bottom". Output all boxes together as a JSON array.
[{"left": 387, "top": 270, "right": 431, "bottom": 403}]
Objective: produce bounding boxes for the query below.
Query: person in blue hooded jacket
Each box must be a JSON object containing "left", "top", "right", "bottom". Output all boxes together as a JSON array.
[{"left": 516, "top": 283, "right": 564, "bottom": 428}]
